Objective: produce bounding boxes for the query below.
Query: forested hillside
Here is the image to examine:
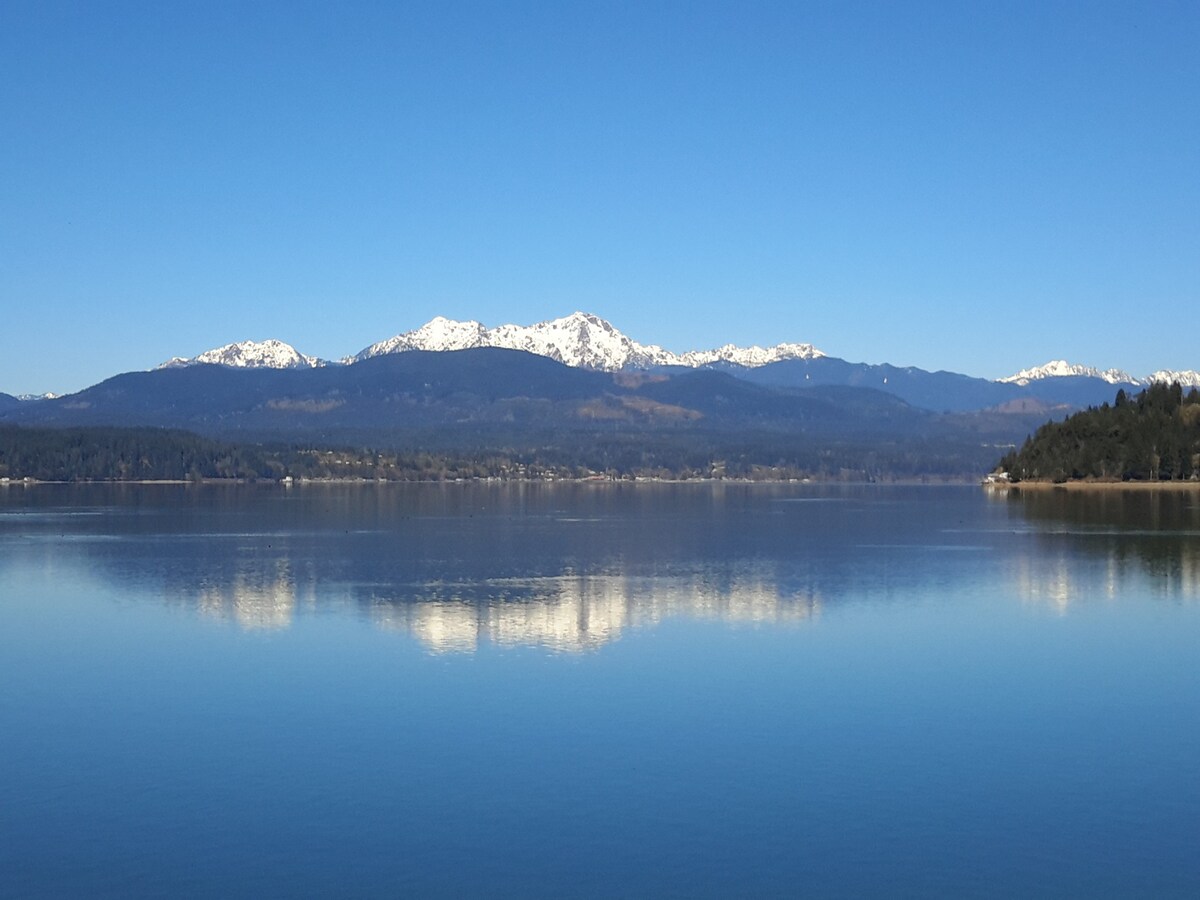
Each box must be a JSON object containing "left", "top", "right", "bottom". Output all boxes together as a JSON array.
[
  {"left": 998, "top": 383, "right": 1200, "bottom": 482},
  {"left": 1, "top": 348, "right": 1050, "bottom": 480},
  {"left": 1, "top": 420, "right": 1007, "bottom": 483},
  {"left": 0, "top": 426, "right": 538, "bottom": 482}
]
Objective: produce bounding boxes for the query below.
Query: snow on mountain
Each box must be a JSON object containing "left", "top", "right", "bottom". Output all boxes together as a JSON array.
[
  {"left": 484, "top": 312, "right": 679, "bottom": 369},
  {"left": 349, "top": 312, "right": 824, "bottom": 371},
  {"left": 147, "top": 313, "right": 823, "bottom": 375},
  {"left": 677, "top": 342, "right": 824, "bottom": 368},
  {"left": 349, "top": 317, "right": 491, "bottom": 361},
  {"left": 998, "top": 360, "right": 1137, "bottom": 386},
  {"left": 1146, "top": 370, "right": 1200, "bottom": 388},
  {"left": 999, "top": 360, "right": 1200, "bottom": 389},
  {"left": 16, "top": 392, "right": 59, "bottom": 401},
  {"left": 158, "top": 340, "right": 326, "bottom": 370},
  {"left": 143, "top": 323, "right": 1193, "bottom": 389},
  {"left": 349, "top": 312, "right": 673, "bottom": 369}
]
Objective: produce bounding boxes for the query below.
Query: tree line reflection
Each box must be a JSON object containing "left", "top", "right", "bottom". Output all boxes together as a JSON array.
[{"left": 991, "top": 486, "right": 1200, "bottom": 612}]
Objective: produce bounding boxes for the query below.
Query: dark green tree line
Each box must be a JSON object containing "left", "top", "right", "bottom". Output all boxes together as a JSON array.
[{"left": 998, "top": 384, "right": 1200, "bottom": 482}]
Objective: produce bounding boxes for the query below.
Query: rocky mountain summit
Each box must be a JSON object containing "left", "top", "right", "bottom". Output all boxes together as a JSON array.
[
  {"left": 151, "top": 315, "right": 1197, "bottom": 393},
  {"left": 158, "top": 339, "right": 326, "bottom": 370},
  {"left": 156, "top": 312, "right": 825, "bottom": 373},
  {"left": 1000, "top": 359, "right": 1200, "bottom": 388},
  {"left": 348, "top": 311, "right": 825, "bottom": 371}
]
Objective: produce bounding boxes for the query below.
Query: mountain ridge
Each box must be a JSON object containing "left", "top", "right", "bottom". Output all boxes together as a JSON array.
[
  {"left": 1, "top": 347, "right": 1038, "bottom": 478},
  {"left": 349, "top": 311, "right": 827, "bottom": 371},
  {"left": 159, "top": 339, "right": 328, "bottom": 370},
  {"left": 999, "top": 359, "right": 1200, "bottom": 388},
  {"left": 151, "top": 313, "right": 1198, "bottom": 392},
  {"left": 998, "top": 359, "right": 1136, "bottom": 385},
  {"left": 160, "top": 311, "right": 828, "bottom": 374}
]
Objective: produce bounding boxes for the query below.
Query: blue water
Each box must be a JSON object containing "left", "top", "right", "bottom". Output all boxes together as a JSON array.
[{"left": 1, "top": 483, "right": 1198, "bottom": 897}]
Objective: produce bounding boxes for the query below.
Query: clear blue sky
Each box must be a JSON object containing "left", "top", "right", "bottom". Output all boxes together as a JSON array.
[{"left": 2, "top": 0, "right": 1197, "bottom": 394}]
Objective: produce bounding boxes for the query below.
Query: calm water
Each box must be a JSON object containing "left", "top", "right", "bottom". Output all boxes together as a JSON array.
[{"left": 1, "top": 483, "right": 1198, "bottom": 897}]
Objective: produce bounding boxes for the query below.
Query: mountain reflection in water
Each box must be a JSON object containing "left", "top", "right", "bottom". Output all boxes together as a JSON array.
[
  {"left": 369, "top": 572, "right": 819, "bottom": 652},
  {"left": 3, "top": 481, "right": 1199, "bottom": 645},
  {"left": 4, "top": 482, "right": 1200, "bottom": 898},
  {"left": 155, "top": 562, "right": 822, "bottom": 651}
]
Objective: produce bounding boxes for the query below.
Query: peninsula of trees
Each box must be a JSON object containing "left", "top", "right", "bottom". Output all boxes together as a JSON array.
[{"left": 998, "top": 383, "right": 1200, "bottom": 482}]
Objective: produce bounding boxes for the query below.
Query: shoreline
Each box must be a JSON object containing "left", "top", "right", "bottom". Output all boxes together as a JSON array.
[
  {"left": 1, "top": 475, "right": 978, "bottom": 487},
  {"left": 994, "top": 480, "right": 1200, "bottom": 492}
]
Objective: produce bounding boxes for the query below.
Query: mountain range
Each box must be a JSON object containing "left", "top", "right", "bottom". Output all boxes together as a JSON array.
[
  {"left": 0, "top": 347, "right": 1034, "bottom": 478},
  {"left": 148, "top": 311, "right": 1199, "bottom": 393},
  {"left": 996, "top": 359, "right": 1200, "bottom": 387},
  {"left": 2, "top": 311, "right": 1196, "bottom": 479},
  {"left": 159, "top": 339, "right": 327, "bottom": 370},
  {"left": 157, "top": 311, "right": 826, "bottom": 372}
]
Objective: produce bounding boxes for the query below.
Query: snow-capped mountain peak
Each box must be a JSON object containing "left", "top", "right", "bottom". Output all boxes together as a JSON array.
[
  {"left": 998, "top": 360, "right": 1200, "bottom": 389},
  {"left": 677, "top": 341, "right": 824, "bottom": 368},
  {"left": 349, "top": 311, "right": 672, "bottom": 369},
  {"left": 158, "top": 339, "right": 325, "bottom": 370},
  {"left": 349, "top": 312, "right": 823, "bottom": 371},
  {"left": 485, "top": 311, "right": 677, "bottom": 369},
  {"left": 146, "top": 324, "right": 1191, "bottom": 387},
  {"left": 998, "top": 360, "right": 1136, "bottom": 386},
  {"left": 1146, "top": 369, "right": 1200, "bottom": 388},
  {"left": 152, "top": 314, "right": 824, "bottom": 374},
  {"left": 349, "top": 317, "right": 490, "bottom": 362}
]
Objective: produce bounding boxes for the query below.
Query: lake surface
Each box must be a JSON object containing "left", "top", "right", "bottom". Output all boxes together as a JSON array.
[{"left": 1, "top": 482, "right": 1198, "bottom": 897}]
